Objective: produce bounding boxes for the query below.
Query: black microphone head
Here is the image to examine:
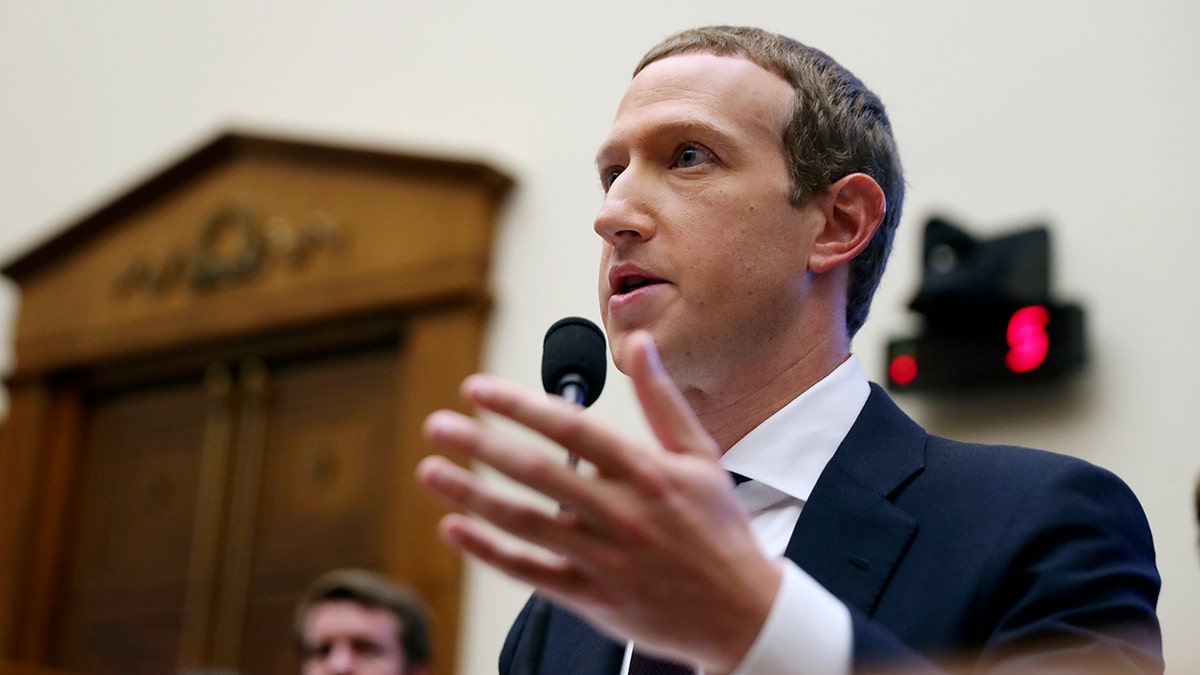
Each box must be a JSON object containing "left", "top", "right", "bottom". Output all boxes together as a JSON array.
[{"left": 541, "top": 316, "right": 607, "bottom": 407}]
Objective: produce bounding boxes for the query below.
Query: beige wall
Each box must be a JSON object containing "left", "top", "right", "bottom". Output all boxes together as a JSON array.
[{"left": 2, "top": 2, "right": 1197, "bottom": 671}]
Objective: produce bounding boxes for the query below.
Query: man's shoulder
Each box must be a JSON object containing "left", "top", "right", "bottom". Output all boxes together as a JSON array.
[
  {"left": 909, "top": 434, "right": 1152, "bottom": 544},
  {"left": 860, "top": 383, "right": 1126, "bottom": 490},
  {"left": 925, "top": 433, "right": 1092, "bottom": 470},
  {"left": 923, "top": 433, "right": 1123, "bottom": 489}
]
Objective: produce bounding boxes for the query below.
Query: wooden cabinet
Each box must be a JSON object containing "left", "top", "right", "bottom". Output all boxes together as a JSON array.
[{"left": 0, "top": 133, "right": 512, "bottom": 675}]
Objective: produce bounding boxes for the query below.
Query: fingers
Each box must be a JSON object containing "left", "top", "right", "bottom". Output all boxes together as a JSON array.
[
  {"left": 456, "top": 373, "right": 657, "bottom": 481},
  {"left": 437, "top": 513, "right": 618, "bottom": 612},
  {"left": 627, "top": 331, "right": 721, "bottom": 459},
  {"left": 419, "top": 417, "right": 606, "bottom": 524},
  {"left": 457, "top": 332, "right": 717, "bottom": 479},
  {"left": 436, "top": 512, "right": 590, "bottom": 599},
  {"left": 416, "top": 455, "right": 603, "bottom": 566},
  {"left": 416, "top": 455, "right": 622, "bottom": 602}
]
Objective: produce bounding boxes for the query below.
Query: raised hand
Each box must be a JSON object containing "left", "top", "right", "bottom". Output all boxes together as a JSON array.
[{"left": 416, "top": 330, "right": 782, "bottom": 672}]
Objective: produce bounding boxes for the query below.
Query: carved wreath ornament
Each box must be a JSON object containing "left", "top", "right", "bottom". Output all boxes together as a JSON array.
[{"left": 113, "top": 205, "right": 345, "bottom": 297}]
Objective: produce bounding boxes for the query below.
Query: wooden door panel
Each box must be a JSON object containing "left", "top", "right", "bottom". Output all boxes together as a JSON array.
[
  {"left": 52, "top": 379, "right": 212, "bottom": 674},
  {"left": 254, "top": 346, "right": 400, "bottom": 571},
  {"left": 236, "top": 344, "right": 403, "bottom": 672},
  {"left": 53, "top": 604, "right": 185, "bottom": 675}
]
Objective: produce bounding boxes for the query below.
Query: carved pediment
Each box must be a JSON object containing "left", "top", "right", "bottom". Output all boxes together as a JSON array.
[{"left": 3, "top": 132, "right": 513, "bottom": 376}]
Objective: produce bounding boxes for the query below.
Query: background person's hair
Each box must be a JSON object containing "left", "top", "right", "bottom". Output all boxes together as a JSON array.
[
  {"left": 636, "top": 26, "right": 905, "bottom": 338},
  {"left": 1194, "top": 472, "right": 1199, "bottom": 529},
  {"left": 293, "top": 568, "right": 430, "bottom": 667}
]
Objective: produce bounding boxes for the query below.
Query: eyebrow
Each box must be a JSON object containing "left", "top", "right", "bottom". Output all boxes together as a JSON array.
[{"left": 594, "top": 116, "right": 732, "bottom": 169}]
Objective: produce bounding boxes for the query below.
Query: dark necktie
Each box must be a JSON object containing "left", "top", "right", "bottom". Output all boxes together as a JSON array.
[{"left": 628, "top": 649, "right": 695, "bottom": 675}]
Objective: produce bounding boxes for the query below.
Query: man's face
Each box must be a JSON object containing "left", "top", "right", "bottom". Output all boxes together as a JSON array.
[
  {"left": 595, "top": 53, "right": 826, "bottom": 391},
  {"left": 300, "top": 600, "right": 411, "bottom": 675}
]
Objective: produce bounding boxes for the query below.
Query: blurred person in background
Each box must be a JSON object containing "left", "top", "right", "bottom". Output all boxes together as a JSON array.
[{"left": 294, "top": 569, "right": 430, "bottom": 675}]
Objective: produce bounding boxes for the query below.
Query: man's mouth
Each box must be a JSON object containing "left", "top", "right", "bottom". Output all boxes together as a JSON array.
[
  {"left": 619, "top": 275, "right": 660, "bottom": 294},
  {"left": 609, "top": 266, "right": 667, "bottom": 296}
]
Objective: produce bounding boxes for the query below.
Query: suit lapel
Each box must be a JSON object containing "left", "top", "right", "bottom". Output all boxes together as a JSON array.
[
  {"left": 542, "top": 605, "right": 625, "bottom": 674},
  {"left": 784, "top": 384, "right": 925, "bottom": 616}
]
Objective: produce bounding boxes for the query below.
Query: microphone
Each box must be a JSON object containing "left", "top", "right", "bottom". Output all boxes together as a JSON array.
[
  {"left": 541, "top": 316, "right": 607, "bottom": 408},
  {"left": 519, "top": 317, "right": 607, "bottom": 675}
]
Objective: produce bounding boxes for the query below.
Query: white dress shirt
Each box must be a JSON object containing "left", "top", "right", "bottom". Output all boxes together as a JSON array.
[{"left": 622, "top": 355, "right": 870, "bottom": 674}]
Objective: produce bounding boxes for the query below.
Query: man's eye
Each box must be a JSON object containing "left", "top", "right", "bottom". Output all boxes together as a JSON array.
[
  {"left": 353, "top": 639, "right": 386, "bottom": 657},
  {"left": 601, "top": 167, "right": 624, "bottom": 191},
  {"left": 674, "top": 143, "right": 713, "bottom": 168},
  {"left": 301, "top": 643, "right": 331, "bottom": 660}
]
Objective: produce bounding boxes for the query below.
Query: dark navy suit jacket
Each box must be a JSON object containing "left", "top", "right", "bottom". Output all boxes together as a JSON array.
[{"left": 499, "top": 385, "right": 1163, "bottom": 673}]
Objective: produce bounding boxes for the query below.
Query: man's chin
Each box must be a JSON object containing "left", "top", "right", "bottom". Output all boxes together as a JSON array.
[{"left": 606, "top": 336, "right": 634, "bottom": 377}]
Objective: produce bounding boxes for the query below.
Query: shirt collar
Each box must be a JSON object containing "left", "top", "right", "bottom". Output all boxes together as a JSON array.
[{"left": 720, "top": 354, "right": 870, "bottom": 502}]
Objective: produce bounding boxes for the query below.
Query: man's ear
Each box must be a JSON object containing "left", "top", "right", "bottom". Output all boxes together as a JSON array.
[{"left": 807, "top": 173, "right": 886, "bottom": 274}]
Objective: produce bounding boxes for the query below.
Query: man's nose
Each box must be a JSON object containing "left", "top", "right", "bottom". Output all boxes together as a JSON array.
[
  {"left": 325, "top": 643, "right": 356, "bottom": 674},
  {"left": 593, "top": 169, "right": 657, "bottom": 245}
]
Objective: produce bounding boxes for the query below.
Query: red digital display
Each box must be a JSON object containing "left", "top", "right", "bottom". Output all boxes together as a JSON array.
[
  {"left": 1005, "top": 305, "right": 1050, "bottom": 373},
  {"left": 889, "top": 353, "right": 919, "bottom": 386}
]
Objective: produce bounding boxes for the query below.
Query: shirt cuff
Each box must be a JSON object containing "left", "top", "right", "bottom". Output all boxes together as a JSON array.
[{"left": 729, "top": 559, "right": 852, "bottom": 675}]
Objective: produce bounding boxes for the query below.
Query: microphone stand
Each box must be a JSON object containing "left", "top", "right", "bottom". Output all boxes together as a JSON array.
[{"left": 516, "top": 379, "right": 586, "bottom": 675}]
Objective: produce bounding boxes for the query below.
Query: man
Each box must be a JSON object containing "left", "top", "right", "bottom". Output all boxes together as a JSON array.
[
  {"left": 417, "top": 26, "right": 1162, "bottom": 674},
  {"left": 294, "top": 568, "right": 431, "bottom": 675}
]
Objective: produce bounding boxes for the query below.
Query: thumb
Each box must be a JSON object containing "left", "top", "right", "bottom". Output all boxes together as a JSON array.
[{"left": 627, "top": 331, "right": 720, "bottom": 459}]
